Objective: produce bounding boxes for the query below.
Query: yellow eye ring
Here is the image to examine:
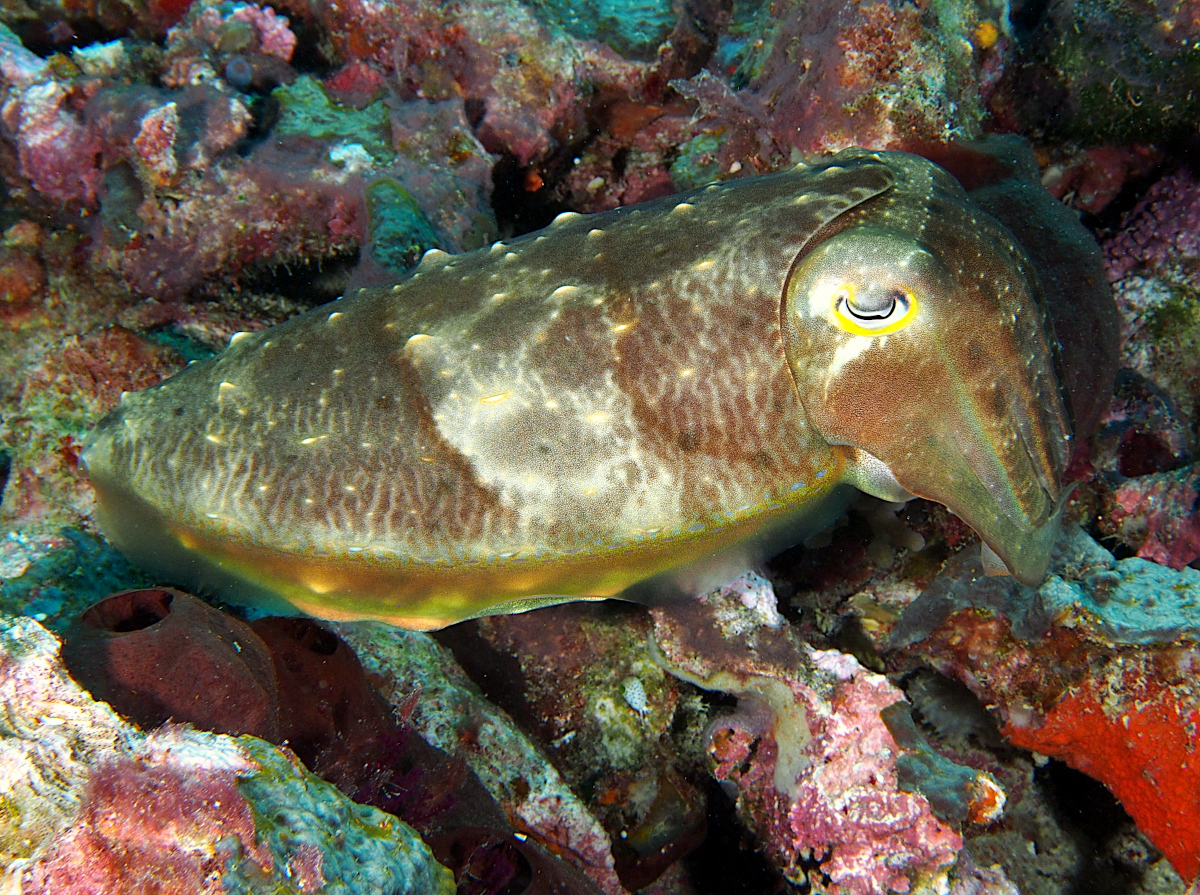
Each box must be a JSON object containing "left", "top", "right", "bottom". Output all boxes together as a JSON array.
[{"left": 830, "top": 283, "right": 918, "bottom": 336}]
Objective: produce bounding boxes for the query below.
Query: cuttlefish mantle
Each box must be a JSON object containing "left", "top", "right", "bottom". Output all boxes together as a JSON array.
[{"left": 82, "top": 144, "right": 1117, "bottom": 630}]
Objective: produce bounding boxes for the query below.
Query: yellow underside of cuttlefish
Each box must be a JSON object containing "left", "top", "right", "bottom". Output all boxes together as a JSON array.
[
  {"left": 89, "top": 456, "right": 849, "bottom": 629},
  {"left": 82, "top": 146, "right": 1099, "bottom": 629}
]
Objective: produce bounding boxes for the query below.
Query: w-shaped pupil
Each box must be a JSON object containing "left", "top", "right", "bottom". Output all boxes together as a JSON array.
[{"left": 848, "top": 287, "right": 901, "bottom": 320}]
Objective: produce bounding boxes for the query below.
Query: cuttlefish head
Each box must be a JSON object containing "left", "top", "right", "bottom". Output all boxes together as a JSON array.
[{"left": 781, "top": 208, "right": 1072, "bottom": 586}]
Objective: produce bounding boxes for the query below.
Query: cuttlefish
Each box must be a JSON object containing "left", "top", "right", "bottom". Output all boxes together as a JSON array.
[{"left": 82, "top": 142, "right": 1118, "bottom": 630}]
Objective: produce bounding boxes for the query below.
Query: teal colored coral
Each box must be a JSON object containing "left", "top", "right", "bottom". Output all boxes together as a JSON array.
[
  {"left": 1037, "top": 531, "right": 1200, "bottom": 645},
  {"left": 527, "top": 0, "right": 675, "bottom": 59},
  {"left": 231, "top": 738, "right": 455, "bottom": 895},
  {"left": 668, "top": 133, "right": 726, "bottom": 191}
]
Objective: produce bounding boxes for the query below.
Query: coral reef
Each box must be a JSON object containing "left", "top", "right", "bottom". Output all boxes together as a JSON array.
[
  {"left": 336, "top": 621, "right": 628, "bottom": 895},
  {"left": 891, "top": 526, "right": 1200, "bottom": 881},
  {"left": 435, "top": 601, "right": 707, "bottom": 891},
  {"left": 650, "top": 579, "right": 979, "bottom": 893},
  {"left": 2, "top": 0, "right": 1200, "bottom": 890},
  {"left": 0, "top": 613, "right": 454, "bottom": 894},
  {"left": 53, "top": 586, "right": 612, "bottom": 892}
]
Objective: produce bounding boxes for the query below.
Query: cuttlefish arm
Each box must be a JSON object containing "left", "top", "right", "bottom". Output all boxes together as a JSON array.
[{"left": 82, "top": 148, "right": 1097, "bottom": 628}]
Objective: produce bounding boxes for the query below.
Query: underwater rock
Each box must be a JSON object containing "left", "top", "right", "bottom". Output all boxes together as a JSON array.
[
  {"left": 0, "top": 23, "right": 102, "bottom": 208},
  {"left": 892, "top": 526, "right": 1200, "bottom": 884},
  {"left": 1099, "top": 464, "right": 1200, "bottom": 572},
  {"left": 0, "top": 323, "right": 182, "bottom": 539},
  {"left": 2, "top": 14, "right": 488, "bottom": 305},
  {"left": 651, "top": 579, "right": 981, "bottom": 893},
  {"left": 0, "top": 222, "right": 46, "bottom": 323},
  {"left": 1040, "top": 145, "right": 1160, "bottom": 216},
  {"left": 335, "top": 621, "right": 628, "bottom": 895},
  {"left": 524, "top": 0, "right": 679, "bottom": 60},
  {"left": 364, "top": 177, "right": 444, "bottom": 274},
  {"left": 58, "top": 590, "right": 598, "bottom": 893},
  {"left": 0, "top": 324, "right": 183, "bottom": 540},
  {"left": 997, "top": 0, "right": 1200, "bottom": 144},
  {"left": 1108, "top": 271, "right": 1200, "bottom": 421},
  {"left": 553, "top": 102, "right": 693, "bottom": 212},
  {"left": 0, "top": 613, "right": 455, "bottom": 894},
  {"left": 273, "top": 75, "right": 395, "bottom": 164},
  {"left": 160, "top": 0, "right": 297, "bottom": 90},
  {"left": 443, "top": 604, "right": 678, "bottom": 792},
  {"left": 248, "top": 614, "right": 495, "bottom": 830},
  {"left": 436, "top": 602, "right": 705, "bottom": 890},
  {"left": 0, "top": 529, "right": 151, "bottom": 627},
  {"left": 1102, "top": 168, "right": 1200, "bottom": 421},
  {"left": 61, "top": 586, "right": 281, "bottom": 739},
  {"left": 673, "top": 0, "right": 1005, "bottom": 163},
  {"left": 1093, "top": 370, "right": 1194, "bottom": 480},
  {"left": 293, "top": 0, "right": 651, "bottom": 167}
]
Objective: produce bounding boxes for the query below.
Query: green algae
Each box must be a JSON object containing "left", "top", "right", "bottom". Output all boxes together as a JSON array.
[
  {"left": 272, "top": 76, "right": 394, "bottom": 164},
  {"left": 1134, "top": 277, "right": 1200, "bottom": 408},
  {"left": 1033, "top": 0, "right": 1200, "bottom": 143},
  {"left": 669, "top": 133, "right": 726, "bottom": 191},
  {"left": 1144, "top": 284, "right": 1200, "bottom": 343},
  {"left": 365, "top": 178, "right": 443, "bottom": 274}
]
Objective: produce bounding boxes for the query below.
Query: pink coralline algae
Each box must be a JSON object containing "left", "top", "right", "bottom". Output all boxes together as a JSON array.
[
  {"left": 1102, "top": 464, "right": 1200, "bottom": 571},
  {"left": 1105, "top": 168, "right": 1200, "bottom": 281},
  {"left": 788, "top": 668, "right": 963, "bottom": 895},
  {"left": 27, "top": 749, "right": 270, "bottom": 893},
  {"left": 0, "top": 27, "right": 101, "bottom": 206},
  {"left": 162, "top": 1, "right": 297, "bottom": 88},
  {"left": 132, "top": 102, "right": 180, "bottom": 186},
  {"left": 280, "top": 0, "right": 652, "bottom": 167},
  {"left": 0, "top": 614, "right": 455, "bottom": 895},
  {"left": 228, "top": 4, "right": 295, "bottom": 59},
  {"left": 651, "top": 581, "right": 980, "bottom": 893}
]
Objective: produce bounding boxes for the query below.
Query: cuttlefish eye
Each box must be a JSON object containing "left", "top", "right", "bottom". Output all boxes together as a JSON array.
[
  {"left": 835, "top": 280, "right": 916, "bottom": 333},
  {"left": 832, "top": 283, "right": 916, "bottom": 334}
]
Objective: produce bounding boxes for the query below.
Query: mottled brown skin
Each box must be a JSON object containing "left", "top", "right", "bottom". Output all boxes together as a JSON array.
[{"left": 82, "top": 148, "right": 1110, "bottom": 629}]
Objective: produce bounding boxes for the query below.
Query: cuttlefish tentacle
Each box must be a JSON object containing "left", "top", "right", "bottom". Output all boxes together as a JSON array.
[{"left": 82, "top": 147, "right": 1114, "bottom": 629}]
